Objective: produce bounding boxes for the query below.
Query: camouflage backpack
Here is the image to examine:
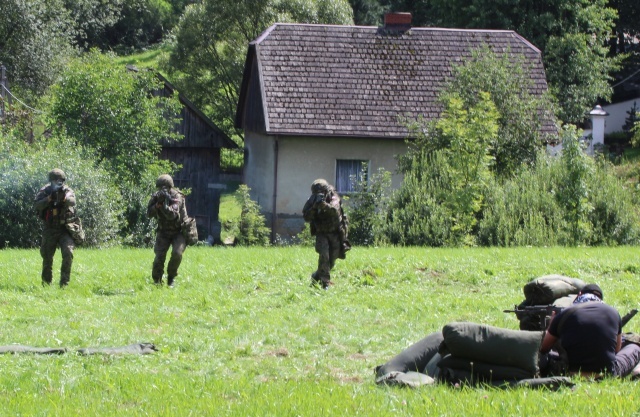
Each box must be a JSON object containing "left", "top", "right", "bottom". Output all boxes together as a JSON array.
[
  {"left": 182, "top": 217, "right": 198, "bottom": 246},
  {"left": 65, "top": 217, "right": 85, "bottom": 245}
]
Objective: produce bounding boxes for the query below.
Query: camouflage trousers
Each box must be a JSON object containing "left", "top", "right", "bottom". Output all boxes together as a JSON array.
[
  {"left": 40, "top": 227, "right": 74, "bottom": 286},
  {"left": 152, "top": 229, "right": 186, "bottom": 285},
  {"left": 314, "top": 233, "right": 341, "bottom": 286}
]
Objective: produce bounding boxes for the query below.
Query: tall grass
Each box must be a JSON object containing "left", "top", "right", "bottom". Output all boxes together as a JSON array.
[{"left": 1, "top": 246, "right": 640, "bottom": 415}]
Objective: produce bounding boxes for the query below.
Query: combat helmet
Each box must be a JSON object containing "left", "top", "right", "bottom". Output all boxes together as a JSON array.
[
  {"left": 156, "top": 174, "right": 174, "bottom": 189},
  {"left": 48, "top": 168, "right": 66, "bottom": 182},
  {"left": 311, "top": 178, "right": 331, "bottom": 194}
]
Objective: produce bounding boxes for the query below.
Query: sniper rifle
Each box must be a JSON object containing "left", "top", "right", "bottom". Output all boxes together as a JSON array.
[{"left": 504, "top": 305, "right": 638, "bottom": 331}]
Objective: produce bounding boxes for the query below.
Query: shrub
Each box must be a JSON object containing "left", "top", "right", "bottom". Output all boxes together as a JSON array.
[
  {"left": 343, "top": 166, "right": 392, "bottom": 246},
  {"left": 234, "top": 184, "right": 270, "bottom": 246},
  {"left": 0, "top": 137, "right": 123, "bottom": 248},
  {"left": 477, "top": 153, "right": 566, "bottom": 246},
  {"left": 586, "top": 156, "right": 640, "bottom": 245},
  {"left": 384, "top": 151, "right": 455, "bottom": 246}
]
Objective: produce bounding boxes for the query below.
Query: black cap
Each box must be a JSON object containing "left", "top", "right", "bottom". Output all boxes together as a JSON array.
[{"left": 581, "top": 284, "right": 603, "bottom": 300}]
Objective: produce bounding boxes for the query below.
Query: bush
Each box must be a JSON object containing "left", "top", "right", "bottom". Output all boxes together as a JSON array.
[
  {"left": 343, "top": 166, "right": 392, "bottom": 246},
  {"left": 234, "top": 184, "right": 270, "bottom": 246},
  {"left": 384, "top": 151, "right": 455, "bottom": 246},
  {"left": 477, "top": 154, "right": 566, "bottom": 246},
  {"left": 478, "top": 134, "right": 640, "bottom": 247},
  {"left": 586, "top": 156, "right": 640, "bottom": 245},
  {"left": 605, "top": 131, "right": 630, "bottom": 147},
  {"left": 0, "top": 137, "right": 123, "bottom": 248}
]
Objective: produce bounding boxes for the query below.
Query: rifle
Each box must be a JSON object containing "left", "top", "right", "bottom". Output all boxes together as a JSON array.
[
  {"left": 504, "top": 305, "right": 564, "bottom": 331},
  {"left": 504, "top": 305, "right": 639, "bottom": 331},
  {"left": 622, "top": 309, "right": 638, "bottom": 328}
]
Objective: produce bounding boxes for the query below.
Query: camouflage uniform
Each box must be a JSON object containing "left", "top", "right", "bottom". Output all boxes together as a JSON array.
[
  {"left": 303, "top": 179, "right": 349, "bottom": 289},
  {"left": 147, "top": 174, "right": 188, "bottom": 287},
  {"left": 34, "top": 169, "right": 76, "bottom": 287}
]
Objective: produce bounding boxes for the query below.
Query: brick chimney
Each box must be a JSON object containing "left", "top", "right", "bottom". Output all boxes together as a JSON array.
[{"left": 384, "top": 12, "right": 412, "bottom": 31}]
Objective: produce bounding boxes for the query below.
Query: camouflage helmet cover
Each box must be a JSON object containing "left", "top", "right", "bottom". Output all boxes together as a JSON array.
[
  {"left": 156, "top": 174, "right": 174, "bottom": 188},
  {"left": 48, "top": 168, "right": 66, "bottom": 182},
  {"left": 311, "top": 178, "right": 331, "bottom": 194}
]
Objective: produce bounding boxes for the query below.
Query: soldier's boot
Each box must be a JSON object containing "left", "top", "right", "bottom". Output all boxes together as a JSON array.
[
  {"left": 59, "top": 271, "right": 71, "bottom": 288},
  {"left": 152, "top": 274, "right": 163, "bottom": 285},
  {"left": 167, "top": 275, "right": 176, "bottom": 288},
  {"left": 42, "top": 266, "right": 53, "bottom": 286},
  {"left": 310, "top": 272, "right": 321, "bottom": 287},
  {"left": 321, "top": 280, "right": 334, "bottom": 290}
]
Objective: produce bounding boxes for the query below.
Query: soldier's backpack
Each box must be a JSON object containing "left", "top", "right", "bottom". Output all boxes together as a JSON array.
[
  {"left": 65, "top": 217, "right": 85, "bottom": 245},
  {"left": 182, "top": 217, "right": 198, "bottom": 246}
]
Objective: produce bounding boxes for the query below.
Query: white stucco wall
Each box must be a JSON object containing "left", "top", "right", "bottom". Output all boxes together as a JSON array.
[
  {"left": 244, "top": 133, "right": 276, "bottom": 212},
  {"left": 602, "top": 98, "right": 639, "bottom": 134},
  {"left": 244, "top": 134, "right": 407, "bottom": 237}
]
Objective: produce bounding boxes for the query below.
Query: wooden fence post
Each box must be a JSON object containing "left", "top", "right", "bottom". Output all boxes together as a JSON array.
[{"left": 0, "top": 65, "right": 6, "bottom": 121}]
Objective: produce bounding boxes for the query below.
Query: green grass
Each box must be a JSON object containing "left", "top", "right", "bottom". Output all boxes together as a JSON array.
[
  {"left": 219, "top": 182, "right": 242, "bottom": 242},
  {"left": 114, "top": 44, "right": 172, "bottom": 70},
  {"left": 2, "top": 246, "right": 640, "bottom": 415}
]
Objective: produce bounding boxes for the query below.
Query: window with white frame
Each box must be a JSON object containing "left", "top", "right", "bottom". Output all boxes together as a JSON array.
[{"left": 335, "top": 159, "right": 368, "bottom": 193}]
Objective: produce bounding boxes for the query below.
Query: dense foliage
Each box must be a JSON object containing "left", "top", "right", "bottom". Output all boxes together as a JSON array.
[
  {"left": 0, "top": 0, "right": 76, "bottom": 99},
  {"left": 344, "top": 56, "right": 640, "bottom": 247},
  {"left": 234, "top": 185, "right": 271, "bottom": 246},
  {"left": 49, "top": 51, "right": 182, "bottom": 186},
  {"left": 343, "top": 166, "right": 392, "bottom": 246},
  {"left": 0, "top": 134, "right": 122, "bottom": 248},
  {"left": 0, "top": 50, "right": 187, "bottom": 248},
  {"left": 164, "top": 0, "right": 354, "bottom": 142}
]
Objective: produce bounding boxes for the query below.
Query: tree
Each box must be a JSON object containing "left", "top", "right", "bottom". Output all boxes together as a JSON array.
[
  {"left": 63, "top": 0, "right": 122, "bottom": 50},
  {"left": 100, "top": 0, "right": 184, "bottom": 51},
  {"left": 0, "top": 0, "right": 76, "bottom": 98},
  {"left": 48, "top": 51, "right": 182, "bottom": 244},
  {"left": 235, "top": 184, "right": 270, "bottom": 246},
  {"left": 426, "top": 0, "right": 621, "bottom": 124},
  {"left": 608, "top": 0, "right": 640, "bottom": 54},
  {"left": 623, "top": 101, "right": 639, "bottom": 134},
  {"left": 49, "top": 50, "right": 182, "bottom": 186},
  {"left": 164, "top": 0, "right": 354, "bottom": 142},
  {"left": 434, "top": 46, "right": 554, "bottom": 177},
  {"left": 387, "top": 92, "right": 499, "bottom": 246}
]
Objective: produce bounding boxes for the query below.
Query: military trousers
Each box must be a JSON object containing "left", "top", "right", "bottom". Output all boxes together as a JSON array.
[
  {"left": 40, "top": 227, "right": 74, "bottom": 286},
  {"left": 314, "top": 232, "right": 341, "bottom": 286},
  {"left": 152, "top": 229, "right": 186, "bottom": 284}
]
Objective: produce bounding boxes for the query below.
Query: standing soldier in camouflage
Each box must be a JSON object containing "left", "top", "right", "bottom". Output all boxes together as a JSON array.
[
  {"left": 147, "top": 174, "right": 188, "bottom": 287},
  {"left": 303, "top": 179, "right": 350, "bottom": 289},
  {"left": 34, "top": 169, "right": 76, "bottom": 287}
]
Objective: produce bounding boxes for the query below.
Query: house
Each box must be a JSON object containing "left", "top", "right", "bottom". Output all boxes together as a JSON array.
[
  {"left": 600, "top": 68, "right": 640, "bottom": 135},
  {"left": 155, "top": 73, "right": 239, "bottom": 243},
  {"left": 235, "top": 13, "right": 551, "bottom": 240}
]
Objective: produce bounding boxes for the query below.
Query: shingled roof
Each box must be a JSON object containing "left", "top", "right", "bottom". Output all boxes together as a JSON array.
[{"left": 236, "top": 22, "right": 551, "bottom": 139}]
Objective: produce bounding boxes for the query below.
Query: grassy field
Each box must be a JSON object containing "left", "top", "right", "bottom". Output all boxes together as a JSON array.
[{"left": 1, "top": 246, "right": 640, "bottom": 416}]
